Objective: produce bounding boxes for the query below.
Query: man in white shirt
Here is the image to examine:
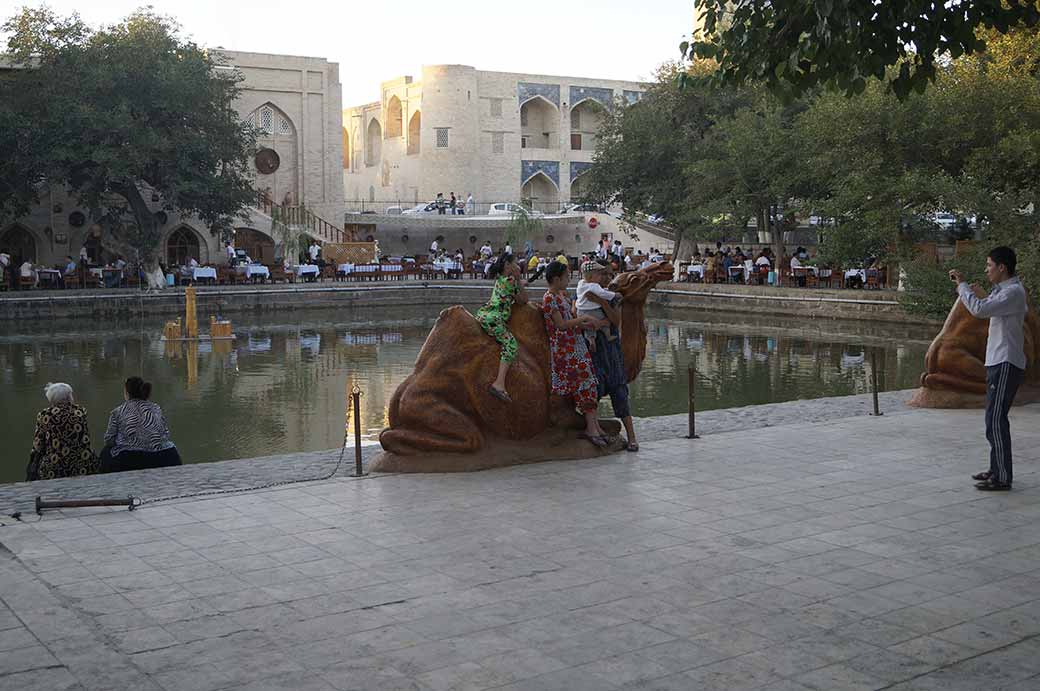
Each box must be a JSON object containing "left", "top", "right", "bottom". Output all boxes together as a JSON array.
[
  {"left": 114, "top": 256, "right": 127, "bottom": 271},
  {"left": 790, "top": 254, "right": 805, "bottom": 287},
  {"left": 479, "top": 242, "right": 492, "bottom": 259},
  {"left": 308, "top": 242, "right": 320, "bottom": 264},
  {"left": 755, "top": 253, "right": 771, "bottom": 267},
  {"left": 504, "top": 243, "right": 512, "bottom": 256},
  {"left": 226, "top": 241, "right": 236, "bottom": 265},
  {"left": 188, "top": 257, "right": 199, "bottom": 269},
  {"left": 20, "top": 260, "right": 34, "bottom": 278},
  {"left": 429, "top": 238, "right": 439, "bottom": 256},
  {"left": 950, "top": 246, "right": 1028, "bottom": 491}
]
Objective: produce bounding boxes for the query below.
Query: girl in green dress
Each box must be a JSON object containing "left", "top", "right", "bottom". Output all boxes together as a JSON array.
[{"left": 476, "top": 253, "right": 528, "bottom": 402}]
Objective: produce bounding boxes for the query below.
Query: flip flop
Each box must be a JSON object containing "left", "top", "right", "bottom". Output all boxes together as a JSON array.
[
  {"left": 489, "top": 386, "right": 512, "bottom": 403},
  {"left": 578, "top": 432, "right": 608, "bottom": 448},
  {"left": 975, "top": 479, "right": 1012, "bottom": 491},
  {"left": 971, "top": 471, "right": 991, "bottom": 481},
  {"left": 626, "top": 441, "right": 639, "bottom": 452}
]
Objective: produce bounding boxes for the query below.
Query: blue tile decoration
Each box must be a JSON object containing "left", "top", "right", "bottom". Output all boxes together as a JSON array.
[
  {"left": 570, "top": 86, "right": 614, "bottom": 110},
  {"left": 521, "top": 160, "right": 560, "bottom": 188},
  {"left": 570, "top": 161, "right": 593, "bottom": 182},
  {"left": 518, "top": 82, "right": 560, "bottom": 109},
  {"left": 623, "top": 90, "right": 645, "bottom": 105}
]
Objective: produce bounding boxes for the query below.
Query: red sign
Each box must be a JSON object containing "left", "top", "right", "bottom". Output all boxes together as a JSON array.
[{"left": 587, "top": 217, "right": 599, "bottom": 229}]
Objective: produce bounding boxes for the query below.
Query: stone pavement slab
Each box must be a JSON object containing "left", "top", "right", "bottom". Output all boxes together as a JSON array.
[{"left": 0, "top": 404, "right": 1039, "bottom": 690}]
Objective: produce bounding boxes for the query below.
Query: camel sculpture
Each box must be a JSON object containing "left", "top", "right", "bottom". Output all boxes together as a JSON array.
[
  {"left": 371, "top": 262, "right": 674, "bottom": 472},
  {"left": 909, "top": 296, "right": 1040, "bottom": 408}
]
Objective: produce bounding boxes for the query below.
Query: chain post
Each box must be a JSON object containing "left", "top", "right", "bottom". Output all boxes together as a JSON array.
[
  {"left": 350, "top": 384, "right": 367, "bottom": 477},
  {"left": 687, "top": 364, "right": 700, "bottom": 439}
]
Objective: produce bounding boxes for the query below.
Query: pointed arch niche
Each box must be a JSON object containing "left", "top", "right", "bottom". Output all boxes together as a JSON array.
[
  {"left": 407, "top": 111, "right": 421, "bottom": 155},
  {"left": 386, "top": 96, "right": 403, "bottom": 138},
  {"left": 247, "top": 102, "right": 299, "bottom": 205}
]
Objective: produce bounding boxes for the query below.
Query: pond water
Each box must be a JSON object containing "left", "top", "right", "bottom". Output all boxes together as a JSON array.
[{"left": 0, "top": 304, "right": 936, "bottom": 484}]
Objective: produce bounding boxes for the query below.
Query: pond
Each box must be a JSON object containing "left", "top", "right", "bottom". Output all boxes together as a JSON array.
[{"left": 0, "top": 304, "right": 936, "bottom": 484}]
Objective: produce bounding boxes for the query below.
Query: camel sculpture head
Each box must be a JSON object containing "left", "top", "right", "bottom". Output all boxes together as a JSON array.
[{"left": 611, "top": 261, "right": 673, "bottom": 382}]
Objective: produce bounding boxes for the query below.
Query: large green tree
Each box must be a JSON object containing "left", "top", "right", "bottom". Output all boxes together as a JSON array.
[
  {"left": 685, "top": 0, "right": 1040, "bottom": 99},
  {"left": 0, "top": 7, "right": 257, "bottom": 269}
]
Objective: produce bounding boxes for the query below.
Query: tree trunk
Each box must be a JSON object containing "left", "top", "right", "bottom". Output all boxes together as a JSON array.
[
  {"left": 111, "top": 181, "right": 165, "bottom": 289},
  {"left": 671, "top": 231, "right": 689, "bottom": 282}
]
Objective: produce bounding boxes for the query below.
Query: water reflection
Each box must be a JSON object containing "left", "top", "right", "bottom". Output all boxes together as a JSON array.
[{"left": 0, "top": 305, "right": 935, "bottom": 484}]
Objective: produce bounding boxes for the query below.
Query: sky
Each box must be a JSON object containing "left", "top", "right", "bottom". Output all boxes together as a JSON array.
[{"left": 0, "top": 0, "right": 694, "bottom": 106}]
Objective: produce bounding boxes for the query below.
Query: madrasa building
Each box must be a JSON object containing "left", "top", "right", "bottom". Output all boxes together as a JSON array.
[{"left": 342, "top": 65, "right": 646, "bottom": 214}]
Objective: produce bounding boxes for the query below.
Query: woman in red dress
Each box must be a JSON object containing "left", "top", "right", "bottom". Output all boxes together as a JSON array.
[{"left": 542, "top": 261, "right": 610, "bottom": 446}]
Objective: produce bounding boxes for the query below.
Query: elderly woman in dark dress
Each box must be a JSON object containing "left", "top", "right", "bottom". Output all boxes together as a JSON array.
[
  {"left": 587, "top": 266, "right": 639, "bottom": 452},
  {"left": 27, "top": 383, "right": 100, "bottom": 480}
]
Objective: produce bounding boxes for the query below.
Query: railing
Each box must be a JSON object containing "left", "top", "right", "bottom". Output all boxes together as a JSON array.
[
  {"left": 254, "top": 191, "right": 349, "bottom": 243},
  {"left": 342, "top": 198, "right": 610, "bottom": 217}
]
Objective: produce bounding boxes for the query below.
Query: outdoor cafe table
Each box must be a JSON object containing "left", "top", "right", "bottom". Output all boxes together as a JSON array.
[
  {"left": 90, "top": 267, "right": 124, "bottom": 287},
  {"left": 686, "top": 263, "right": 704, "bottom": 279},
  {"left": 296, "top": 264, "right": 319, "bottom": 279},
  {"left": 191, "top": 266, "right": 217, "bottom": 282},
  {"left": 37, "top": 269, "right": 62, "bottom": 287},
  {"left": 237, "top": 264, "right": 269, "bottom": 280},
  {"left": 432, "top": 260, "right": 462, "bottom": 275}
]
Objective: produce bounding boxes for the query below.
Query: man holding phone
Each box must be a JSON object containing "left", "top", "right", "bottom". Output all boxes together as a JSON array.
[{"left": 949, "top": 246, "right": 1028, "bottom": 491}]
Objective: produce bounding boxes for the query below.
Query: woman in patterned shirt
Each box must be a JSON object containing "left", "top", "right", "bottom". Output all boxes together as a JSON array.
[
  {"left": 99, "top": 377, "right": 181, "bottom": 473},
  {"left": 27, "top": 383, "right": 99, "bottom": 481}
]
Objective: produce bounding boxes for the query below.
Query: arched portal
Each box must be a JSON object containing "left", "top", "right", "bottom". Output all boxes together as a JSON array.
[
  {"left": 569, "top": 99, "right": 606, "bottom": 151},
  {"left": 341, "top": 127, "right": 350, "bottom": 169},
  {"left": 233, "top": 228, "right": 275, "bottom": 265},
  {"left": 520, "top": 96, "right": 559, "bottom": 149},
  {"left": 165, "top": 226, "right": 203, "bottom": 267},
  {"left": 386, "top": 96, "right": 403, "bottom": 138},
  {"left": 521, "top": 171, "right": 559, "bottom": 215},
  {"left": 407, "top": 111, "right": 421, "bottom": 155},
  {"left": 570, "top": 171, "right": 592, "bottom": 202},
  {"left": 246, "top": 102, "right": 299, "bottom": 205},
  {"left": 366, "top": 118, "right": 382, "bottom": 166},
  {"left": 0, "top": 224, "right": 37, "bottom": 263}
]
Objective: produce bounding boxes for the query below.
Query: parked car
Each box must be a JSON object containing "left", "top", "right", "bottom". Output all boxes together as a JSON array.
[
  {"left": 564, "top": 203, "right": 602, "bottom": 214},
  {"left": 401, "top": 202, "right": 439, "bottom": 215},
  {"left": 488, "top": 202, "right": 542, "bottom": 217},
  {"left": 646, "top": 214, "right": 666, "bottom": 225},
  {"left": 931, "top": 212, "right": 958, "bottom": 229},
  {"left": 384, "top": 206, "right": 404, "bottom": 215}
]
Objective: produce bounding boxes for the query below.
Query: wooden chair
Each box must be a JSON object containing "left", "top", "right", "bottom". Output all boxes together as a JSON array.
[
  {"left": 19, "top": 275, "right": 35, "bottom": 290},
  {"left": 804, "top": 268, "right": 819, "bottom": 289},
  {"left": 217, "top": 266, "right": 235, "bottom": 286},
  {"left": 866, "top": 268, "right": 881, "bottom": 290},
  {"left": 320, "top": 265, "right": 336, "bottom": 282},
  {"left": 268, "top": 265, "right": 291, "bottom": 284},
  {"left": 827, "top": 268, "right": 844, "bottom": 289},
  {"left": 792, "top": 267, "right": 809, "bottom": 288}
]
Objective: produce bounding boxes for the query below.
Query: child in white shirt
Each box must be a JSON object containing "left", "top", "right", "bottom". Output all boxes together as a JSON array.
[{"left": 576, "top": 261, "right": 619, "bottom": 353}]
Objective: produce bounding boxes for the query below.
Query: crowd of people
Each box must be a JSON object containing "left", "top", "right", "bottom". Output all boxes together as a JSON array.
[
  {"left": 27, "top": 377, "right": 180, "bottom": 481},
  {"left": 681, "top": 241, "right": 883, "bottom": 288},
  {"left": 0, "top": 245, "right": 131, "bottom": 289},
  {"left": 476, "top": 252, "right": 640, "bottom": 452},
  {"left": 433, "top": 191, "right": 475, "bottom": 215}
]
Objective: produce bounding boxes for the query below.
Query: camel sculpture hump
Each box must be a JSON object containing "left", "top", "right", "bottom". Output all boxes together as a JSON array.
[
  {"left": 373, "top": 262, "right": 673, "bottom": 472},
  {"left": 910, "top": 293, "right": 1040, "bottom": 408}
]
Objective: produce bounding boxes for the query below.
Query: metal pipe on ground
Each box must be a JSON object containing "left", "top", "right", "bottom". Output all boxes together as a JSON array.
[{"left": 36, "top": 496, "right": 139, "bottom": 515}]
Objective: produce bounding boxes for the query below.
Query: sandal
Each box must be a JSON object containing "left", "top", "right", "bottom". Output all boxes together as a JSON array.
[
  {"left": 971, "top": 471, "right": 991, "bottom": 482},
  {"left": 625, "top": 440, "right": 639, "bottom": 452},
  {"left": 975, "top": 479, "right": 1012, "bottom": 492},
  {"left": 578, "top": 432, "right": 608, "bottom": 448},
  {"left": 489, "top": 386, "right": 512, "bottom": 403}
]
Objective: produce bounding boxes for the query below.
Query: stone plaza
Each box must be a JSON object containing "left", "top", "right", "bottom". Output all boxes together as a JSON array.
[{"left": 1, "top": 399, "right": 1039, "bottom": 690}]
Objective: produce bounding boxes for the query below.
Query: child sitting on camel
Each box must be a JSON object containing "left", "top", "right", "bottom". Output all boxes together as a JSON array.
[{"left": 476, "top": 253, "right": 528, "bottom": 403}]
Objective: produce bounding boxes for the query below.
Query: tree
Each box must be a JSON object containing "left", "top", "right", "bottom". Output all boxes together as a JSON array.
[
  {"left": 685, "top": 0, "right": 1040, "bottom": 99},
  {"left": 0, "top": 7, "right": 257, "bottom": 270}
]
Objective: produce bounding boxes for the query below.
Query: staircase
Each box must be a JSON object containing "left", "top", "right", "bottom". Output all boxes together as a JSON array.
[{"left": 253, "top": 192, "right": 350, "bottom": 244}]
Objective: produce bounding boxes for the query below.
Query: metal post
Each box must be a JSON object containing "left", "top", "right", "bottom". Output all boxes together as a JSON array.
[
  {"left": 687, "top": 364, "right": 700, "bottom": 439},
  {"left": 870, "top": 349, "right": 883, "bottom": 416},
  {"left": 36, "top": 496, "right": 138, "bottom": 515},
  {"left": 351, "top": 385, "right": 367, "bottom": 477}
]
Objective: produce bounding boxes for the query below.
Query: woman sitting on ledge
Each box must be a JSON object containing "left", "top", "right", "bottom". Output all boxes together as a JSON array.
[
  {"left": 27, "top": 383, "right": 99, "bottom": 481},
  {"left": 100, "top": 377, "right": 182, "bottom": 473}
]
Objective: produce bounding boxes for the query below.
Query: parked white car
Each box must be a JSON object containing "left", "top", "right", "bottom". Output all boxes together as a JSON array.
[
  {"left": 931, "top": 212, "right": 958, "bottom": 229},
  {"left": 401, "top": 202, "right": 439, "bottom": 215},
  {"left": 384, "top": 206, "right": 404, "bottom": 215},
  {"left": 487, "top": 203, "right": 542, "bottom": 217}
]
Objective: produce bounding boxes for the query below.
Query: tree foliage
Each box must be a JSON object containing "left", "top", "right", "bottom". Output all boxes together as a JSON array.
[
  {"left": 591, "top": 23, "right": 1040, "bottom": 318},
  {"left": 0, "top": 7, "right": 257, "bottom": 264},
  {"left": 685, "top": 0, "right": 1040, "bottom": 100}
]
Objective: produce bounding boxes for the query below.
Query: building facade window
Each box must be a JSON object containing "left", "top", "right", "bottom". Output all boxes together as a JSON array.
[
  {"left": 571, "top": 109, "right": 580, "bottom": 129},
  {"left": 253, "top": 105, "right": 291, "bottom": 137},
  {"left": 492, "top": 132, "right": 504, "bottom": 153},
  {"left": 521, "top": 135, "right": 528, "bottom": 149},
  {"left": 166, "top": 226, "right": 200, "bottom": 267},
  {"left": 435, "top": 128, "right": 449, "bottom": 148},
  {"left": 490, "top": 98, "right": 503, "bottom": 117},
  {"left": 570, "top": 133, "right": 582, "bottom": 150},
  {"left": 386, "top": 96, "right": 403, "bottom": 138}
]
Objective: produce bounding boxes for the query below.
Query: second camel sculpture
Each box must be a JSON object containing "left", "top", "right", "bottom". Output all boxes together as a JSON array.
[{"left": 372, "top": 262, "right": 673, "bottom": 472}]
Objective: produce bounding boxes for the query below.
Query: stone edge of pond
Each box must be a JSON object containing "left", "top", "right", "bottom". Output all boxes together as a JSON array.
[{"left": 0, "top": 389, "right": 918, "bottom": 519}]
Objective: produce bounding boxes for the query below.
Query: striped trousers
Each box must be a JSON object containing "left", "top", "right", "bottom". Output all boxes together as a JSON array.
[{"left": 985, "top": 362, "right": 1024, "bottom": 486}]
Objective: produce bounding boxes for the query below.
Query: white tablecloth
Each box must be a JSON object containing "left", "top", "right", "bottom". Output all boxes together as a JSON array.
[
  {"left": 296, "top": 264, "right": 319, "bottom": 277},
  {"left": 237, "top": 264, "right": 269, "bottom": 279},
  {"left": 686, "top": 264, "right": 704, "bottom": 277},
  {"left": 845, "top": 269, "right": 866, "bottom": 282},
  {"left": 380, "top": 264, "right": 403, "bottom": 272},
  {"left": 192, "top": 267, "right": 217, "bottom": 281},
  {"left": 433, "top": 261, "right": 462, "bottom": 274},
  {"left": 340, "top": 263, "right": 379, "bottom": 275},
  {"left": 37, "top": 269, "right": 61, "bottom": 285}
]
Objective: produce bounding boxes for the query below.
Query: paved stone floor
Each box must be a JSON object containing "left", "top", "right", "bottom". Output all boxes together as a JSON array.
[{"left": 1, "top": 405, "right": 1039, "bottom": 690}]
